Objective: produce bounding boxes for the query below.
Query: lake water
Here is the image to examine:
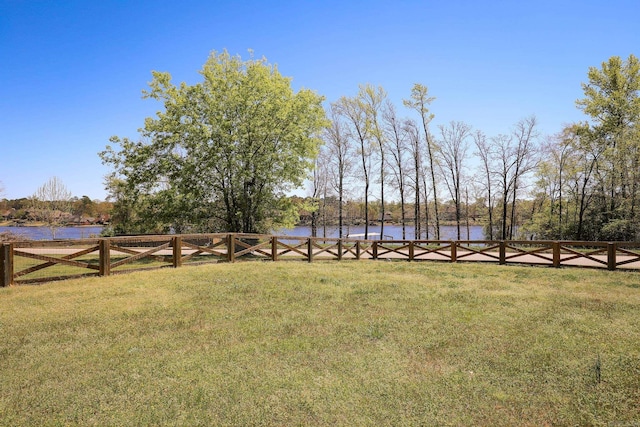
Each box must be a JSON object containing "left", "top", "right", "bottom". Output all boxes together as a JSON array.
[
  {"left": 277, "top": 224, "right": 485, "bottom": 241},
  {"left": 0, "top": 226, "right": 105, "bottom": 240},
  {"left": 1, "top": 224, "right": 485, "bottom": 241}
]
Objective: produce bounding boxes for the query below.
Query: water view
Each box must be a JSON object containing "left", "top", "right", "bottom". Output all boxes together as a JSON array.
[
  {"left": 1, "top": 224, "right": 485, "bottom": 241},
  {"left": 0, "top": 226, "right": 105, "bottom": 240},
  {"left": 278, "top": 225, "right": 485, "bottom": 241}
]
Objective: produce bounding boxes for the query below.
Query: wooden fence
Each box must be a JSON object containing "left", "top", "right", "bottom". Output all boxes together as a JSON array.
[{"left": 2, "top": 233, "right": 640, "bottom": 286}]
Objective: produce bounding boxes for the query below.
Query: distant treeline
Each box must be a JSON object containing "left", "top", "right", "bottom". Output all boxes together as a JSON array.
[{"left": 0, "top": 196, "right": 112, "bottom": 225}]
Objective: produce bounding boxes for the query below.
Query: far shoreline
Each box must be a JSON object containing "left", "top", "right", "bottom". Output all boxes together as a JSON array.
[{"left": 0, "top": 221, "right": 105, "bottom": 228}]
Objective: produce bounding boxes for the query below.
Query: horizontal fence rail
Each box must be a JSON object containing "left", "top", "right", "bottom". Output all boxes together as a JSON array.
[{"left": 2, "top": 234, "right": 640, "bottom": 286}]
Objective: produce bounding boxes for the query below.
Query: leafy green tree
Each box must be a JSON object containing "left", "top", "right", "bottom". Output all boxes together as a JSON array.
[
  {"left": 100, "top": 51, "right": 327, "bottom": 234},
  {"left": 72, "top": 195, "right": 96, "bottom": 218},
  {"left": 573, "top": 54, "right": 640, "bottom": 239},
  {"left": 526, "top": 124, "right": 598, "bottom": 240},
  {"left": 522, "top": 55, "right": 639, "bottom": 241}
]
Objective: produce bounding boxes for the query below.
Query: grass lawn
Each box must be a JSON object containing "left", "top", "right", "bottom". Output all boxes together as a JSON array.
[{"left": 1, "top": 261, "right": 639, "bottom": 426}]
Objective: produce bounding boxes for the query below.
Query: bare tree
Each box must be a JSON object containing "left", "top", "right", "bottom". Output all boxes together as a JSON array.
[
  {"left": 403, "top": 119, "right": 423, "bottom": 238},
  {"left": 30, "top": 176, "right": 73, "bottom": 239},
  {"left": 490, "top": 117, "right": 540, "bottom": 240},
  {"left": 336, "top": 95, "right": 373, "bottom": 239},
  {"left": 360, "top": 84, "right": 388, "bottom": 238},
  {"left": 465, "top": 186, "right": 470, "bottom": 239},
  {"left": 570, "top": 125, "right": 602, "bottom": 240},
  {"left": 319, "top": 159, "right": 331, "bottom": 239},
  {"left": 324, "top": 103, "right": 355, "bottom": 238},
  {"left": 384, "top": 101, "right": 409, "bottom": 239},
  {"left": 473, "top": 130, "right": 496, "bottom": 240},
  {"left": 309, "top": 150, "right": 329, "bottom": 238},
  {"left": 536, "top": 131, "right": 573, "bottom": 239},
  {"left": 493, "top": 134, "right": 517, "bottom": 240},
  {"left": 404, "top": 84, "right": 440, "bottom": 239},
  {"left": 438, "top": 121, "right": 471, "bottom": 239},
  {"left": 509, "top": 116, "right": 540, "bottom": 238}
]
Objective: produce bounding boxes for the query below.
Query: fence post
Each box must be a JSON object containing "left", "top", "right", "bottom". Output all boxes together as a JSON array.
[
  {"left": 227, "top": 234, "right": 235, "bottom": 263},
  {"left": 337, "top": 239, "right": 343, "bottom": 261},
  {"left": 1, "top": 243, "right": 14, "bottom": 287},
  {"left": 99, "top": 238, "right": 110, "bottom": 276},
  {"left": 307, "top": 238, "right": 313, "bottom": 263},
  {"left": 271, "top": 236, "right": 278, "bottom": 262},
  {"left": 356, "top": 241, "right": 361, "bottom": 260},
  {"left": 0, "top": 244, "right": 5, "bottom": 287},
  {"left": 373, "top": 241, "right": 378, "bottom": 260},
  {"left": 451, "top": 241, "right": 457, "bottom": 263},
  {"left": 553, "top": 241, "right": 561, "bottom": 268},
  {"left": 408, "top": 240, "right": 414, "bottom": 261},
  {"left": 499, "top": 241, "right": 506, "bottom": 265},
  {"left": 172, "top": 236, "right": 182, "bottom": 268},
  {"left": 607, "top": 242, "right": 617, "bottom": 271}
]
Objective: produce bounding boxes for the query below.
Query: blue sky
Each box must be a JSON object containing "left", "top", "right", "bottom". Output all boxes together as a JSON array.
[{"left": 1, "top": 0, "right": 639, "bottom": 200}]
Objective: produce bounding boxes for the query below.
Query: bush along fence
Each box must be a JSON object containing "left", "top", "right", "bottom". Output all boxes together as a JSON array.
[{"left": 2, "top": 233, "right": 640, "bottom": 286}]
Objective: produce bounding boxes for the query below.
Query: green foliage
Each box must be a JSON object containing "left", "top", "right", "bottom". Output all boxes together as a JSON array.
[
  {"left": 576, "top": 55, "right": 640, "bottom": 237},
  {"left": 524, "top": 55, "right": 640, "bottom": 240},
  {"left": 100, "top": 50, "right": 327, "bottom": 234},
  {"left": 577, "top": 55, "right": 640, "bottom": 132},
  {"left": 600, "top": 218, "right": 636, "bottom": 241},
  {"left": 71, "top": 195, "right": 96, "bottom": 218}
]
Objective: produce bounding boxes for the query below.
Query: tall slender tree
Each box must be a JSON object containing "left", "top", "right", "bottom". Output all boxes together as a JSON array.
[
  {"left": 438, "top": 121, "right": 471, "bottom": 239},
  {"left": 404, "top": 84, "right": 440, "bottom": 239},
  {"left": 310, "top": 150, "right": 330, "bottom": 238},
  {"left": 509, "top": 116, "right": 539, "bottom": 239},
  {"left": 323, "top": 103, "right": 355, "bottom": 238},
  {"left": 493, "top": 134, "right": 517, "bottom": 240},
  {"left": 336, "top": 95, "right": 372, "bottom": 239},
  {"left": 403, "top": 119, "right": 423, "bottom": 238},
  {"left": 360, "top": 84, "right": 388, "bottom": 238},
  {"left": 384, "top": 101, "right": 409, "bottom": 239},
  {"left": 473, "top": 130, "right": 495, "bottom": 240},
  {"left": 571, "top": 124, "right": 604, "bottom": 239}
]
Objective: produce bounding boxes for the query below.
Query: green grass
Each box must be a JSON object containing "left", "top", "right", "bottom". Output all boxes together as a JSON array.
[{"left": 1, "top": 261, "right": 639, "bottom": 426}]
